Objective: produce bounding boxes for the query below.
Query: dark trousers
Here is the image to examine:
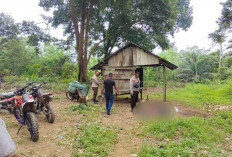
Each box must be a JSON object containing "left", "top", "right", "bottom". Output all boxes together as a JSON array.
[
  {"left": 131, "top": 91, "right": 139, "bottom": 110},
  {"left": 105, "top": 93, "right": 114, "bottom": 113},
  {"left": 92, "top": 87, "right": 98, "bottom": 101}
]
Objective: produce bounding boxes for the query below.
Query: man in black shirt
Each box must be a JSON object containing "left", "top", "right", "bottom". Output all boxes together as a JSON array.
[{"left": 101, "top": 73, "right": 120, "bottom": 115}]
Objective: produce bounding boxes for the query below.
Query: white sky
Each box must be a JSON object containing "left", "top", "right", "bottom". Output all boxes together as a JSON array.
[
  {"left": 0, "top": 0, "right": 228, "bottom": 51},
  {"left": 171, "top": 0, "right": 228, "bottom": 51}
]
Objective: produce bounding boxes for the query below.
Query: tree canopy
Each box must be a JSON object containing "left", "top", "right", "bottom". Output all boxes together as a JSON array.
[
  {"left": 217, "top": 0, "right": 232, "bottom": 31},
  {"left": 39, "top": 0, "right": 193, "bottom": 81}
]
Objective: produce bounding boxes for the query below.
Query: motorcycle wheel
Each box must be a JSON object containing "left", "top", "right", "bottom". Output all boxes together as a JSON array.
[
  {"left": 13, "top": 106, "right": 24, "bottom": 124},
  {"left": 66, "top": 92, "right": 74, "bottom": 100},
  {"left": 45, "top": 104, "right": 55, "bottom": 123},
  {"left": 26, "top": 112, "right": 39, "bottom": 142},
  {"left": 76, "top": 93, "right": 80, "bottom": 102}
]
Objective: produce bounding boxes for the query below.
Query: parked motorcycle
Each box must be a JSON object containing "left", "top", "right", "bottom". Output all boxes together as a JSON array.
[
  {"left": 12, "top": 82, "right": 39, "bottom": 142},
  {"left": 0, "top": 91, "right": 16, "bottom": 113},
  {"left": 28, "top": 82, "right": 55, "bottom": 123},
  {"left": 66, "top": 81, "right": 89, "bottom": 103}
]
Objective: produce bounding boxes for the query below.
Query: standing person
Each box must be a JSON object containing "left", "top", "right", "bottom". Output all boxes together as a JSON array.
[
  {"left": 92, "top": 71, "right": 100, "bottom": 104},
  {"left": 0, "top": 118, "right": 19, "bottom": 157},
  {"left": 101, "top": 73, "right": 120, "bottom": 115},
  {"left": 130, "top": 71, "right": 140, "bottom": 112}
]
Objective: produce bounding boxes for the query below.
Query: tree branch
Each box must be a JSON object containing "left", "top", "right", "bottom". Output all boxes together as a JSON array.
[{"left": 87, "top": 40, "right": 103, "bottom": 63}]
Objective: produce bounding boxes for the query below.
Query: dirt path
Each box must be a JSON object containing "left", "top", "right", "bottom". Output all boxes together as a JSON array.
[
  {"left": 0, "top": 91, "right": 144, "bottom": 157},
  {"left": 1, "top": 92, "right": 75, "bottom": 157},
  {"left": 0, "top": 89, "right": 210, "bottom": 157},
  {"left": 99, "top": 102, "right": 143, "bottom": 157}
]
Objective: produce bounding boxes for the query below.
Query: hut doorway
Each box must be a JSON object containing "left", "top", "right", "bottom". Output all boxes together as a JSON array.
[
  {"left": 135, "top": 68, "right": 143, "bottom": 87},
  {"left": 136, "top": 68, "right": 143, "bottom": 99}
]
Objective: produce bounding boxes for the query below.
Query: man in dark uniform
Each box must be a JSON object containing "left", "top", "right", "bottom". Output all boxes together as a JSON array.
[{"left": 101, "top": 73, "right": 120, "bottom": 115}]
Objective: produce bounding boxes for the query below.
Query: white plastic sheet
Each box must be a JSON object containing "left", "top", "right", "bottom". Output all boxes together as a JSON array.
[{"left": 0, "top": 118, "right": 16, "bottom": 157}]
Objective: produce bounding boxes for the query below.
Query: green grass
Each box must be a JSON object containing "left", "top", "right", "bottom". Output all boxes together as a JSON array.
[
  {"left": 151, "top": 83, "right": 232, "bottom": 107},
  {"left": 74, "top": 123, "right": 118, "bottom": 157},
  {"left": 139, "top": 111, "right": 232, "bottom": 156},
  {"left": 63, "top": 123, "right": 118, "bottom": 157},
  {"left": 64, "top": 102, "right": 104, "bottom": 122},
  {"left": 61, "top": 101, "right": 118, "bottom": 156}
]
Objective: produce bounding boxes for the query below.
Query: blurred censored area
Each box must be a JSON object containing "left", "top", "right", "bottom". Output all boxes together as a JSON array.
[{"left": 132, "top": 99, "right": 176, "bottom": 120}]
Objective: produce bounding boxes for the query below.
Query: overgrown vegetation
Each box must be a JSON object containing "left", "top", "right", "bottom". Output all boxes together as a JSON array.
[
  {"left": 139, "top": 111, "right": 232, "bottom": 156},
  {"left": 151, "top": 81, "right": 232, "bottom": 108}
]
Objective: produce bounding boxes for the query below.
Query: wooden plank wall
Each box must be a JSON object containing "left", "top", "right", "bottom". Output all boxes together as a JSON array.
[
  {"left": 102, "top": 66, "right": 135, "bottom": 93},
  {"left": 136, "top": 48, "right": 159, "bottom": 65},
  {"left": 108, "top": 47, "right": 159, "bottom": 67},
  {"left": 104, "top": 46, "right": 160, "bottom": 93}
]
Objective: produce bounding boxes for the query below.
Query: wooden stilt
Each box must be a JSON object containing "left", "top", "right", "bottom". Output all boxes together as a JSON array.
[
  {"left": 163, "top": 65, "right": 166, "bottom": 101},
  {"left": 140, "top": 89, "right": 143, "bottom": 100}
]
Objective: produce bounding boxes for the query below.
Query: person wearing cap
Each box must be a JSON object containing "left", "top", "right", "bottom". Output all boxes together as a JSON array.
[{"left": 130, "top": 71, "right": 140, "bottom": 112}]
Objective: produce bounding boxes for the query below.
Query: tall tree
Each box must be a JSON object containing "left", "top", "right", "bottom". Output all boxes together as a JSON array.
[
  {"left": 0, "top": 13, "right": 19, "bottom": 80},
  {"left": 217, "top": 0, "right": 232, "bottom": 31},
  {"left": 20, "top": 21, "right": 54, "bottom": 54},
  {"left": 92, "top": 0, "right": 193, "bottom": 57},
  {"left": 0, "top": 13, "right": 19, "bottom": 41},
  {"left": 209, "top": 29, "right": 226, "bottom": 75},
  {"left": 39, "top": 0, "right": 100, "bottom": 82},
  {"left": 39, "top": 0, "right": 193, "bottom": 82}
]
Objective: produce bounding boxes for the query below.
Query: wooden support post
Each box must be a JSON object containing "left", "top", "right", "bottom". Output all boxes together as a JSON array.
[
  {"left": 0, "top": 76, "right": 2, "bottom": 88},
  {"left": 140, "top": 89, "right": 143, "bottom": 100},
  {"left": 163, "top": 65, "right": 166, "bottom": 101}
]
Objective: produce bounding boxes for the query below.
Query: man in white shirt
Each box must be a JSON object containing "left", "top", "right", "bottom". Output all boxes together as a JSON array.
[
  {"left": 92, "top": 71, "right": 100, "bottom": 104},
  {"left": 130, "top": 71, "right": 140, "bottom": 112},
  {"left": 0, "top": 118, "right": 19, "bottom": 157}
]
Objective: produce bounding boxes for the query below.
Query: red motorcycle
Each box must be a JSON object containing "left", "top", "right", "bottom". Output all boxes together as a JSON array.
[
  {"left": 0, "top": 83, "right": 39, "bottom": 142},
  {"left": 28, "top": 82, "right": 55, "bottom": 123}
]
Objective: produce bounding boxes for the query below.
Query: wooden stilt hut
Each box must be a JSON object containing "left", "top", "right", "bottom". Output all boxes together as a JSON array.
[{"left": 90, "top": 43, "right": 177, "bottom": 101}]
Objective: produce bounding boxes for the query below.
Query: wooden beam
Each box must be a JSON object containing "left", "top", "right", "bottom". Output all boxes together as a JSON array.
[
  {"left": 140, "top": 88, "right": 143, "bottom": 100},
  {"left": 163, "top": 65, "right": 166, "bottom": 101}
]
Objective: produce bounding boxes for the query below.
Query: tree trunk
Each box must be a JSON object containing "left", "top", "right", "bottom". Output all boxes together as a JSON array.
[
  {"left": 83, "top": 1, "right": 94, "bottom": 81},
  {"left": 69, "top": 0, "right": 101, "bottom": 82},
  {"left": 78, "top": 5, "right": 86, "bottom": 82},
  {"left": 69, "top": 0, "right": 81, "bottom": 81},
  {"left": 163, "top": 65, "right": 166, "bottom": 101},
  {"left": 218, "top": 42, "right": 223, "bottom": 75}
]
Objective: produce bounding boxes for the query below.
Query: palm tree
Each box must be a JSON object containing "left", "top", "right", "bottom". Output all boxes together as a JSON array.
[
  {"left": 209, "top": 29, "right": 226, "bottom": 74},
  {"left": 177, "top": 47, "right": 216, "bottom": 82}
]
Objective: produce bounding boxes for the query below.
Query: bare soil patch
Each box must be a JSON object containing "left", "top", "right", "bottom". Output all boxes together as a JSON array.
[{"left": 1, "top": 92, "right": 75, "bottom": 157}]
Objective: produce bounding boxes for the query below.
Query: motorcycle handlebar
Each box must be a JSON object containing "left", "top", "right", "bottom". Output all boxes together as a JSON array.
[
  {"left": 16, "top": 82, "right": 35, "bottom": 95},
  {"left": 29, "top": 82, "right": 47, "bottom": 91},
  {"left": 39, "top": 82, "right": 47, "bottom": 86}
]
